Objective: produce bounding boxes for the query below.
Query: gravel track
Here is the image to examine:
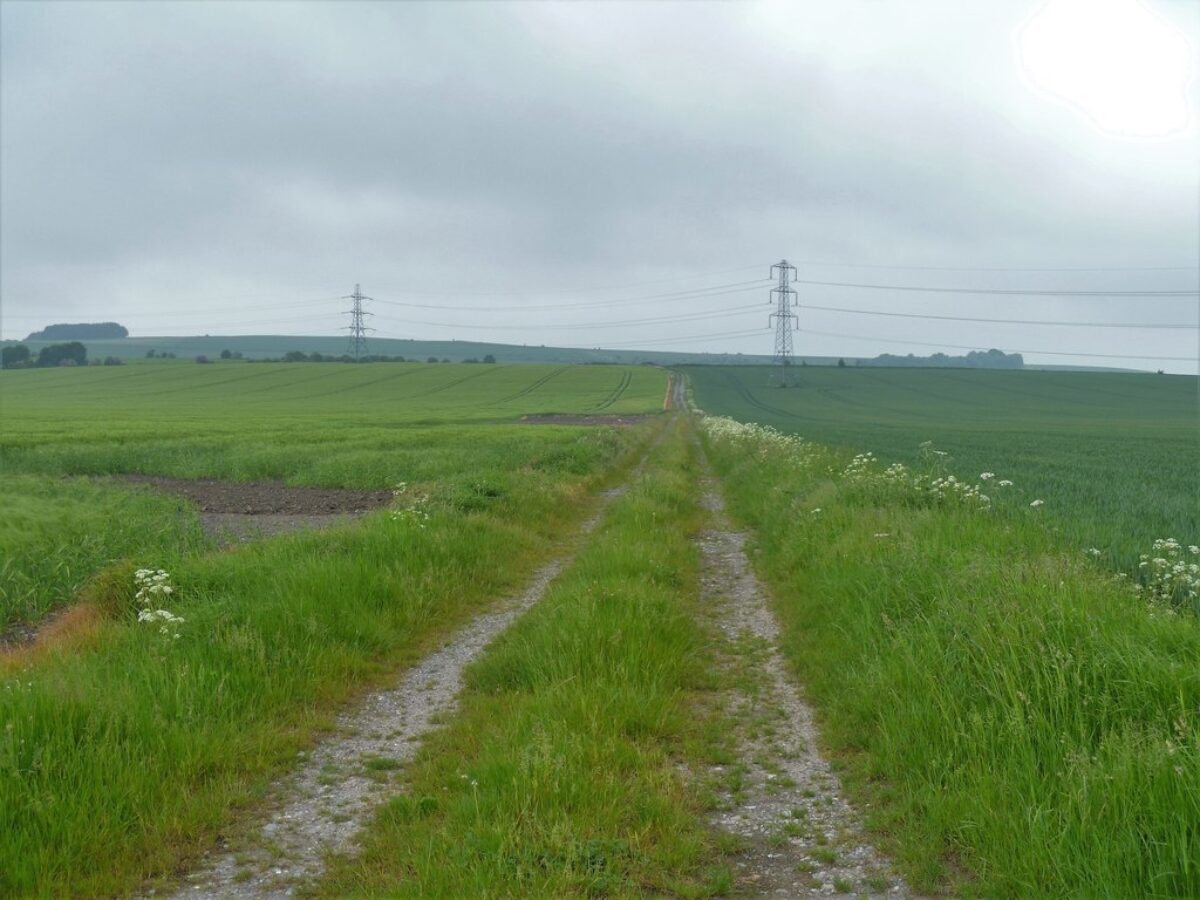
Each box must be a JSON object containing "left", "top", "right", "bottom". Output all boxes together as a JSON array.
[
  {"left": 165, "top": 483, "right": 631, "bottom": 899},
  {"left": 697, "top": 476, "right": 909, "bottom": 898}
]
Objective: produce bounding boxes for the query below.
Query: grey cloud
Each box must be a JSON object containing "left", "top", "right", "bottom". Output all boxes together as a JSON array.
[{"left": 1, "top": 0, "right": 1196, "bottom": 370}]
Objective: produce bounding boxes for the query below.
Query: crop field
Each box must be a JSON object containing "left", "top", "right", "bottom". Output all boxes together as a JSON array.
[
  {"left": 0, "top": 362, "right": 666, "bottom": 626},
  {"left": 2, "top": 359, "right": 1199, "bottom": 897},
  {"left": 685, "top": 365, "right": 1199, "bottom": 569},
  {"left": 0, "top": 361, "right": 674, "bottom": 894}
]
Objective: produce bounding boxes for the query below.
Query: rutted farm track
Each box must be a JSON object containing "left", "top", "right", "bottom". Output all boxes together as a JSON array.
[
  {"left": 152, "top": 422, "right": 905, "bottom": 897},
  {"left": 169, "top": 482, "right": 631, "bottom": 898}
]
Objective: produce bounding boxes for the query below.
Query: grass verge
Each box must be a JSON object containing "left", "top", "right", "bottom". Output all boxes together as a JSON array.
[
  {"left": 702, "top": 416, "right": 1200, "bottom": 897},
  {"left": 318, "top": 416, "right": 731, "bottom": 897},
  {"left": 0, "top": 475, "right": 208, "bottom": 627}
]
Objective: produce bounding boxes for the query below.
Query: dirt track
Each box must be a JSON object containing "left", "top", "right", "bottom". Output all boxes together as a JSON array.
[
  {"left": 696, "top": 474, "right": 908, "bottom": 897},
  {"left": 165, "top": 484, "right": 631, "bottom": 899}
]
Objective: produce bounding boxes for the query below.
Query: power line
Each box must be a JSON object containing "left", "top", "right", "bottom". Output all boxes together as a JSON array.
[
  {"left": 368, "top": 280, "right": 771, "bottom": 313},
  {"left": 795, "top": 261, "right": 1199, "bottom": 273},
  {"left": 794, "top": 278, "right": 1198, "bottom": 297},
  {"left": 369, "top": 303, "right": 766, "bottom": 331},
  {"left": 610, "top": 327, "right": 771, "bottom": 348},
  {"left": 1, "top": 297, "right": 342, "bottom": 321},
  {"left": 799, "top": 304, "right": 1198, "bottom": 329},
  {"left": 367, "top": 264, "right": 770, "bottom": 298}
]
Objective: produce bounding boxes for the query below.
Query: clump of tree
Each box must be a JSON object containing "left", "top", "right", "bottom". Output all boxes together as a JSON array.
[
  {"left": 2, "top": 344, "right": 31, "bottom": 369},
  {"left": 1, "top": 341, "right": 89, "bottom": 368},
  {"left": 35, "top": 342, "right": 88, "bottom": 367},
  {"left": 861, "top": 349, "right": 1024, "bottom": 369},
  {"left": 24, "top": 322, "right": 128, "bottom": 341},
  {"left": 218, "top": 349, "right": 244, "bottom": 360},
  {"left": 195, "top": 355, "right": 211, "bottom": 364}
]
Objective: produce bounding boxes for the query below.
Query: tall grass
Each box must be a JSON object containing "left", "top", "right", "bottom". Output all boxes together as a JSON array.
[
  {"left": 0, "top": 424, "right": 648, "bottom": 896},
  {"left": 319, "top": 418, "right": 730, "bottom": 897},
  {"left": 0, "top": 476, "right": 208, "bottom": 626},
  {"left": 702, "top": 417, "right": 1200, "bottom": 895}
]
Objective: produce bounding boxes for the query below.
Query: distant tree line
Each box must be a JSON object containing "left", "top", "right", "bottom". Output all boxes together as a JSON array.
[
  {"left": 24, "top": 322, "right": 128, "bottom": 341},
  {"left": 252, "top": 351, "right": 497, "bottom": 364},
  {"left": 1, "top": 341, "right": 130, "bottom": 369},
  {"left": 858, "top": 349, "right": 1024, "bottom": 369}
]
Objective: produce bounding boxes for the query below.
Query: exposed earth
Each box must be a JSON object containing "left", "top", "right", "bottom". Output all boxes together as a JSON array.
[
  {"left": 116, "top": 475, "right": 394, "bottom": 515},
  {"left": 116, "top": 475, "right": 398, "bottom": 547}
]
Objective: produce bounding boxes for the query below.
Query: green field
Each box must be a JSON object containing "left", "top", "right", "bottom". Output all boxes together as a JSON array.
[
  {"left": 0, "top": 362, "right": 667, "bottom": 626},
  {"left": 3, "top": 332, "right": 784, "bottom": 366},
  {"left": 3, "top": 358, "right": 1200, "bottom": 896},
  {"left": 686, "top": 365, "right": 1199, "bottom": 569}
]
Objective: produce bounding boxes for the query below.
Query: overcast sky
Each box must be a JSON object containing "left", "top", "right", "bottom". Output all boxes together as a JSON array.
[{"left": 1, "top": 0, "right": 1197, "bottom": 371}]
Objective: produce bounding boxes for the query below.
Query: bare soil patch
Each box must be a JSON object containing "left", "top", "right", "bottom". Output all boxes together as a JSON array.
[
  {"left": 117, "top": 475, "right": 394, "bottom": 516},
  {"left": 519, "top": 413, "right": 659, "bottom": 426},
  {"left": 0, "top": 603, "right": 104, "bottom": 665},
  {"left": 117, "top": 476, "right": 395, "bottom": 547}
]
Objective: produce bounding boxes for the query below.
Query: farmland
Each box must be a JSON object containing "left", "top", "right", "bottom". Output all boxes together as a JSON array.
[
  {"left": 0, "top": 362, "right": 673, "bottom": 894},
  {"left": 0, "top": 362, "right": 665, "bottom": 626},
  {"left": 685, "top": 365, "right": 1199, "bottom": 569},
  {"left": 1, "top": 359, "right": 1199, "bottom": 897},
  {"left": 3, "top": 332, "right": 782, "bottom": 366}
]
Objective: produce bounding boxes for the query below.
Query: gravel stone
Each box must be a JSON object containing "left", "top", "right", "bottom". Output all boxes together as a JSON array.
[
  {"left": 696, "top": 476, "right": 911, "bottom": 898},
  {"left": 166, "top": 484, "right": 631, "bottom": 898}
]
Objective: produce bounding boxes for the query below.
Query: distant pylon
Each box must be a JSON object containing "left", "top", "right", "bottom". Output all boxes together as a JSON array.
[
  {"left": 768, "top": 260, "right": 799, "bottom": 378},
  {"left": 343, "top": 283, "right": 375, "bottom": 361}
]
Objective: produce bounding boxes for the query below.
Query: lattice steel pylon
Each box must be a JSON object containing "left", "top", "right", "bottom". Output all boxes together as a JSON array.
[
  {"left": 768, "top": 260, "right": 799, "bottom": 379},
  {"left": 343, "top": 283, "right": 375, "bottom": 361}
]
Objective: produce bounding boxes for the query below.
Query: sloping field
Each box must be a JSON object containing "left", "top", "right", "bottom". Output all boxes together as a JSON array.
[
  {"left": 0, "top": 363, "right": 667, "bottom": 625},
  {"left": 5, "top": 333, "right": 784, "bottom": 366},
  {"left": 1, "top": 360, "right": 665, "bottom": 424},
  {"left": 685, "top": 365, "right": 1198, "bottom": 566}
]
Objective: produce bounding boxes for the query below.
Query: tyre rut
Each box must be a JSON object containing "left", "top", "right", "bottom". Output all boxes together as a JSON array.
[
  {"left": 164, "top": 475, "right": 641, "bottom": 898},
  {"left": 695, "top": 469, "right": 910, "bottom": 897}
]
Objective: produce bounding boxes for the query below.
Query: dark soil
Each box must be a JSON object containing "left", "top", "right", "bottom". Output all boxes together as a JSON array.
[
  {"left": 0, "top": 617, "right": 47, "bottom": 649},
  {"left": 520, "top": 414, "right": 659, "bottom": 426},
  {"left": 117, "top": 475, "right": 394, "bottom": 515}
]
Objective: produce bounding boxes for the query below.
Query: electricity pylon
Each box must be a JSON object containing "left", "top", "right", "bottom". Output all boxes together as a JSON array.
[
  {"left": 343, "top": 284, "right": 375, "bottom": 361},
  {"left": 768, "top": 260, "right": 798, "bottom": 384}
]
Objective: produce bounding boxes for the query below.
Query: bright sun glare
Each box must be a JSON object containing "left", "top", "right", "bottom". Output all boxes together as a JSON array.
[{"left": 1016, "top": 0, "right": 1197, "bottom": 139}]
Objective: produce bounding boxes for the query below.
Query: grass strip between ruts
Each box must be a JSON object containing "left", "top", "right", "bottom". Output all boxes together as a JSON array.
[{"left": 318, "top": 416, "right": 732, "bottom": 897}]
